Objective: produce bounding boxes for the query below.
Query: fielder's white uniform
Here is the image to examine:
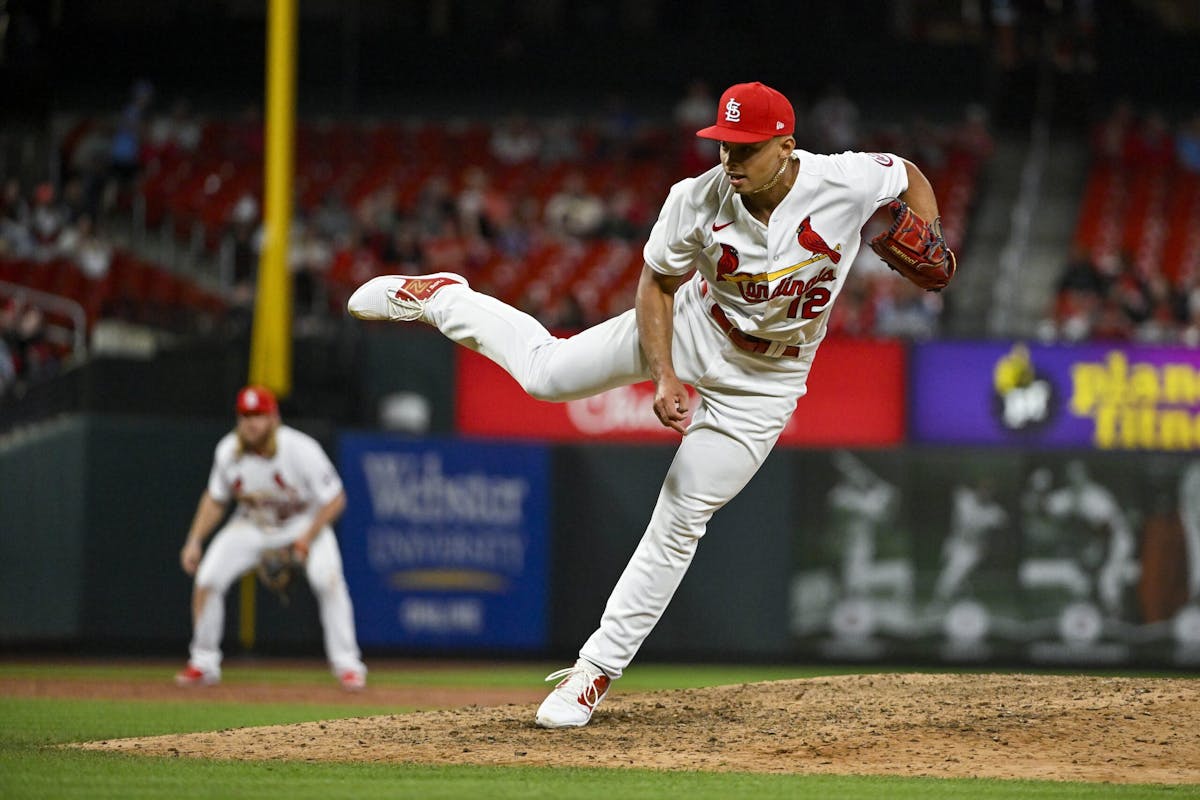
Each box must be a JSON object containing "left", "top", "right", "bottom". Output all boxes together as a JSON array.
[
  {"left": 188, "top": 425, "right": 366, "bottom": 679},
  {"left": 423, "top": 149, "right": 907, "bottom": 677}
]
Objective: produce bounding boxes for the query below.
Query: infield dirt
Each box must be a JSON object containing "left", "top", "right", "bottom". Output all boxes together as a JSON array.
[{"left": 69, "top": 672, "right": 1200, "bottom": 784}]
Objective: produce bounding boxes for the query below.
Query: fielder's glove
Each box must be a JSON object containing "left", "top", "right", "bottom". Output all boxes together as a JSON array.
[
  {"left": 256, "top": 546, "right": 301, "bottom": 606},
  {"left": 869, "top": 200, "right": 957, "bottom": 292}
]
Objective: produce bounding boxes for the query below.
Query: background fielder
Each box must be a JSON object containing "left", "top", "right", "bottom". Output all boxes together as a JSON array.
[{"left": 176, "top": 385, "right": 367, "bottom": 690}]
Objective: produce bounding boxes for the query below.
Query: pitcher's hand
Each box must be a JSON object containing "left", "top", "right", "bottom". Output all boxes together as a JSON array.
[{"left": 653, "top": 375, "right": 689, "bottom": 435}]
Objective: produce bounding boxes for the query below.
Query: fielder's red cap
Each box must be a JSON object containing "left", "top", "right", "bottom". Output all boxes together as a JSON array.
[
  {"left": 696, "top": 82, "right": 795, "bottom": 143},
  {"left": 236, "top": 385, "right": 278, "bottom": 416}
]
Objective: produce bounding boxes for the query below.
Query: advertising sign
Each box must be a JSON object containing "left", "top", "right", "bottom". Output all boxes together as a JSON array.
[
  {"left": 912, "top": 341, "right": 1200, "bottom": 450},
  {"left": 337, "top": 435, "right": 549, "bottom": 649},
  {"left": 455, "top": 338, "right": 905, "bottom": 446},
  {"left": 789, "top": 449, "right": 1200, "bottom": 667}
]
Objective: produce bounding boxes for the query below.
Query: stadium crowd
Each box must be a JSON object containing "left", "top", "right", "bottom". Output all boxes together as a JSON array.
[
  {"left": 110, "top": 82, "right": 990, "bottom": 336},
  {"left": 1, "top": 79, "right": 998, "bottom": 400},
  {"left": 1043, "top": 101, "right": 1200, "bottom": 345}
]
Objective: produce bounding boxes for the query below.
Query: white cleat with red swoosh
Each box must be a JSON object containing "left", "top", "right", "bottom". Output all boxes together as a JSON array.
[
  {"left": 347, "top": 272, "right": 468, "bottom": 323},
  {"left": 536, "top": 658, "right": 612, "bottom": 728}
]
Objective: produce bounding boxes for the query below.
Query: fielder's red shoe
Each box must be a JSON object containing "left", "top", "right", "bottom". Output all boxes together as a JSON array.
[
  {"left": 535, "top": 658, "right": 611, "bottom": 728},
  {"left": 346, "top": 272, "right": 468, "bottom": 322},
  {"left": 174, "top": 663, "right": 219, "bottom": 687},
  {"left": 339, "top": 670, "right": 366, "bottom": 692}
]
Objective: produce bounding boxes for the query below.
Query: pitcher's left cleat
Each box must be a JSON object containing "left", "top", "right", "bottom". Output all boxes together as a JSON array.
[
  {"left": 535, "top": 658, "right": 612, "bottom": 728},
  {"left": 346, "top": 272, "right": 468, "bottom": 322}
]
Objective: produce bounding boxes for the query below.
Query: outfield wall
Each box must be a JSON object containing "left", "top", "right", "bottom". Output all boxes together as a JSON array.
[{"left": 2, "top": 337, "right": 1200, "bottom": 667}]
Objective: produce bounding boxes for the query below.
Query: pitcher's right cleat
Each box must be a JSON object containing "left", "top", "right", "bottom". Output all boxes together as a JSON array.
[
  {"left": 535, "top": 658, "right": 612, "bottom": 729},
  {"left": 174, "top": 663, "right": 220, "bottom": 687},
  {"left": 346, "top": 272, "right": 468, "bottom": 322}
]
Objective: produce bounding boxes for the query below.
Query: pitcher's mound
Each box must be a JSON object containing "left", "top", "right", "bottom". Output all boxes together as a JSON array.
[{"left": 80, "top": 673, "right": 1200, "bottom": 784}]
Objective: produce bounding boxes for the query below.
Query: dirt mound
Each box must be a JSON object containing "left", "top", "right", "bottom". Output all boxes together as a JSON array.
[{"left": 79, "top": 673, "right": 1200, "bottom": 784}]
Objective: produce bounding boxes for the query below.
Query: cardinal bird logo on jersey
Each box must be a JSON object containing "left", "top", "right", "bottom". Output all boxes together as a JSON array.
[
  {"left": 797, "top": 216, "right": 842, "bottom": 264},
  {"left": 716, "top": 243, "right": 740, "bottom": 280}
]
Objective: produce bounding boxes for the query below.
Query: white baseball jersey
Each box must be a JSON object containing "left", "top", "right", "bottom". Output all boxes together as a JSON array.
[
  {"left": 644, "top": 150, "right": 907, "bottom": 346},
  {"left": 207, "top": 425, "right": 343, "bottom": 533},
  {"left": 190, "top": 423, "right": 363, "bottom": 681}
]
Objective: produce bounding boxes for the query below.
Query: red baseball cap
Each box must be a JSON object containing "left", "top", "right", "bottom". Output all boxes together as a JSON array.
[
  {"left": 235, "top": 385, "right": 278, "bottom": 416},
  {"left": 696, "top": 82, "right": 795, "bottom": 143}
]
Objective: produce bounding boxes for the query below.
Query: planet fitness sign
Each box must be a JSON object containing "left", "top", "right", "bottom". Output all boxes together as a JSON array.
[{"left": 912, "top": 341, "right": 1200, "bottom": 450}]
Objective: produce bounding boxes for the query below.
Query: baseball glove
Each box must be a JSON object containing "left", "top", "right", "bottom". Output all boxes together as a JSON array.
[
  {"left": 869, "top": 200, "right": 957, "bottom": 292},
  {"left": 256, "top": 546, "right": 301, "bottom": 605}
]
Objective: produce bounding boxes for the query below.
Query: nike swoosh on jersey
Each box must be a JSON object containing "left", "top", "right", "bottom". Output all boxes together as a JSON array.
[
  {"left": 719, "top": 245, "right": 842, "bottom": 284},
  {"left": 712, "top": 221, "right": 734, "bottom": 231}
]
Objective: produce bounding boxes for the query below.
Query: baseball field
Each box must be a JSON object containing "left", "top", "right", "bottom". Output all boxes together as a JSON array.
[{"left": 1, "top": 657, "right": 1197, "bottom": 798}]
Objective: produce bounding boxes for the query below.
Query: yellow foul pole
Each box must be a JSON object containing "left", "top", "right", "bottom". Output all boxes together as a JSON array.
[
  {"left": 248, "top": 0, "right": 296, "bottom": 398},
  {"left": 242, "top": 0, "right": 297, "bottom": 652}
]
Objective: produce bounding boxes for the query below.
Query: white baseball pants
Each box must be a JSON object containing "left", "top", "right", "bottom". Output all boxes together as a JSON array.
[
  {"left": 189, "top": 519, "right": 366, "bottom": 679},
  {"left": 426, "top": 275, "right": 814, "bottom": 678}
]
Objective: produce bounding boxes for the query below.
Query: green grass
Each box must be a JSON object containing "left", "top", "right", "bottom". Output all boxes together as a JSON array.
[{"left": 0, "top": 661, "right": 1195, "bottom": 799}]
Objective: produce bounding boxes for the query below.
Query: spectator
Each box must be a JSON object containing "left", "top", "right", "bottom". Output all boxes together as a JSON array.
[
  {"left": 544, "top": 171, "right": 605, "bottom": 239},
  {"left": 57, "top": 214, "right": 113, "bottom": 281},
  {"left": 10, "top": 302, "right": 57, "bottom": 384},
  {"left": 380, "top": 219, "right": 426, "bottom": 272},
  {"left": 146, "top": 97, "right": 202, "bottom": 164},
  {"left": 540, "top": 118, "right": 582, "bottom": 164},
  {"left": 1091, "top": 297, "right": 1133, "bottom": 340},
  {"left": 413, "top": 174, "right": 457, "bottom": 237},
  {"left": 311, "top": 191, "right": 354, "bottom": 242},
  {"left": 810, "top": 84, "right": 859, "bottom": 153},
  {"left": 489, "top": 115, "right": 540, "bottom": 165},
  {"left": 602, "top": 187, "right": 651, "bottom": 240},
  {"left": 225, "top": 197, "right": 261, "bottom": 309},
  {"left": 456, "top": 166, "right": 510, "bottom": 241},
  {"left": 1176, "top": 113, "right": 1200, "bottom": 174},
  {"left": 0, "top": 178, "right": 32, "bottom": 257},
  {"left": 673, "top": 80, "right": 716, "bottom": 131},
  {"left": 1049, "top": 288, "right": 1099, "bottom": 342},
  {"left": 29, "top": 183, "right": 66, "bottom": 261},
  {"left": 1108, "top": 254, "right": 1152, "bottom": 326},
  {"left": 874, "top": 280, "right": 942, "bottom": 340},
  {"left": 63, "top": 124, "right": 112, "bottom": 220},
  {"left": 290, "top": 221, "right": 332, "bottom": 320},
  {"left": 674, "top": 83, "right": 719, "bottom": 175},
  {"left": 1057, "top": 245, "right": 1107, "bottom": 296},
  {"left": 59, "top": 177, "right": 90, "bottom": 226},
  {"left": 492, "top": 200, "right": 537, "bottom": 260},
  {"left": 109, "top": 79, "right": 154, "bottom": 199},
  {"left": 327, "top": 231, "right": 383, "bottom": 309}
]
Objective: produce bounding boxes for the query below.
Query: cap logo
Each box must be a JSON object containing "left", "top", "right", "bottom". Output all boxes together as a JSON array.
[
  {"left": 244, "top": 391, "right": 260, "bottom": 410},
  {"left": 723, "top": 98, "right": 742, "bottom": 123},
  {"left": 776, "top": 121, "right": 785, "bottom": 130}
]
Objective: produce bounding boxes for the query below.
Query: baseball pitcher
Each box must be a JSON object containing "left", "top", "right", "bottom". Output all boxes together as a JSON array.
[{"left": 347, "top": 81, "right": 955, "bottom": 726}]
